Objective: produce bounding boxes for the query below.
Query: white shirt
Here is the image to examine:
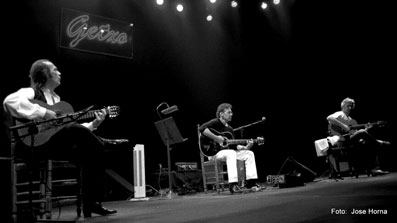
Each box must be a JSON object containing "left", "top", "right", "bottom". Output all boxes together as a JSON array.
[
  {"left": 328, "top": 111, "right": 357, "bottom": 126},
  {"left": 3, "top": 87, "right": 95, "bottom": 131}
]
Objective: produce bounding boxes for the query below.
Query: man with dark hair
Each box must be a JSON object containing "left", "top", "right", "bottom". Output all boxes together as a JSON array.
[
  {"left": 3, "top": 59, "right": 117, "bottom": 217},
  {"left": 199, "top": 103, "right": 262, "bottom": 193}
]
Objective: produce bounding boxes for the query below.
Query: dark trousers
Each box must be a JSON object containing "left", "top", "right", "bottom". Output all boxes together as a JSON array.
[
  {"left": 347, "top": 131, "right": 381, "bottom": 171},
  {"left": 41, "top": 123, "right": 106, "bottom": 205}
]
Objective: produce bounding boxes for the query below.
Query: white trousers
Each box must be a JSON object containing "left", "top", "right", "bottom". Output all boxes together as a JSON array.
[{"left": 212, "top": 149, "right": 258, "bottom": 183}]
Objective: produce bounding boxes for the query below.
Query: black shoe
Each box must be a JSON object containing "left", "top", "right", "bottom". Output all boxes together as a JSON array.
[
  {"left": 84, "top": 202, "right": 117, "bottom": 218},
  {"left": 371, "top": 169, "right": 389, "bottom": 176},
  {"left": 249, "top": 183, "right": 265, "bottom": 192},
  {"left": 229, "top": 183, "right": 242, "bottom": 194}
]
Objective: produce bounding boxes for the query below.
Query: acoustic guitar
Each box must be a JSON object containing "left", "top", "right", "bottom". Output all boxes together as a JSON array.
[
  {"left": 328, "top": 120, "right": 386, "bottom": 137},
  {"left": 12, "top": 99, "right": 120, "bottom": 147},
  {"left": 199, "top": 128, "right": 264, "bottom": 157}
]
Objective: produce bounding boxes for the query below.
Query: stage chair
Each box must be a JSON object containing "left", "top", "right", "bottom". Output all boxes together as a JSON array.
[
  {"left": 2, "top": 108, "right": 82, "bottom": 223},
  {"left": 327, "top": 143, "right": 357, "bottom": 178},
  {"left": 315, "top": 137, "right": 357, "bottom": 179},
  {"left": 10, "top": 155, "right": 48, "bottom": 222},
  {"left": 45, "top": 159, "right": 82, "bottom": 219},
  {"left": 200, "top": 152, "right": 245, "bottom": 193},
  {"left": 329, "top": 141, "right": 377, "bottom": 178},
  {"left": 200, "top": 152, "right": 227, "bottom": 193},
  {"left": 9, "top": 141, "right": 83, "bottom": 223}
]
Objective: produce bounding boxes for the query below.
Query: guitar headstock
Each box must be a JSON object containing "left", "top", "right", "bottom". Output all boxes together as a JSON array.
[
  {"left": 106, "top": 106, "right": 120, "bottom": 119},
  {"left": 376, "top": 121, "right": 387, "bottom": 127},
  {"left": 256, "top": 137, "right": 265, "bottom": 145},
  {"left": 368, "top": 121, "right": 387, "bottom": 129}
]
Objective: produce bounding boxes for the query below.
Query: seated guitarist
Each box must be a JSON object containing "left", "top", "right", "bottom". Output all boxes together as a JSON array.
[
  {"left": 3, "top": 59, "right": 116, "bottom": 217},
  {"left": 199, "top": 103, "right": 262, "bottom": 193},
  {"left": 327, "top": 97, "right": 390, "bottom": 176}
]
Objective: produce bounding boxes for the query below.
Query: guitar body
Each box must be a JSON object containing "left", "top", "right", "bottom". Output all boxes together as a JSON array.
[
  {"left": 15, "top": 100, "right": 75, "bottom": 147},
  {"left": 199, "top": 130, "right": 235, "bottom": 157},
  {"left": 328, "top": 123, "right": 350, "bottom": 136},
  {"left": 13, "top": 100, "right": 120, "bottom": 147},
  {"left": 199, "top": 128, "right": 264, "bottom": 157},
  {"left": 328, "top": 121, "right": 387, "bottom": 137}
]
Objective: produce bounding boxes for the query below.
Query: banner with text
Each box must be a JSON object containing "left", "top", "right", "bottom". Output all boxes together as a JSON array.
[{"left": 60, "top": 8, "right": 133, "bottom": 59}]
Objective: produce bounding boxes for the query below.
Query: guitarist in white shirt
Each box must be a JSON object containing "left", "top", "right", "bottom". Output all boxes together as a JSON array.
[
  {"left": 327, "top": 97, "right": 390, "bottom": 176},
  {"left": 3, "top": 59, "right": 116, "bottom": 217},
  {"left": 199, "top": 103, "right": 262, "bottom": 193}
]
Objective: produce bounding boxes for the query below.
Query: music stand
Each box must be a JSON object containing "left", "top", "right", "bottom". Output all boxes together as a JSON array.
[{"left": 154, "top": 117, "right": 185, "bottom": 198}]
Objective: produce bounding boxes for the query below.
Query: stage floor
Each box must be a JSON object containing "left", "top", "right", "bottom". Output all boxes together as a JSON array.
[{"left": 44, "top": 172, "right": 397, "bottom": 223}]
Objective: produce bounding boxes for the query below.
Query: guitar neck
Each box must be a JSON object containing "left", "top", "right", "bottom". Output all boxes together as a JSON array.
[
  {"left": 329, "top": 121, "right": 385, "bottom": 136},
  {"left": 75, "top": 109, "right": 102, "bottom": 121},
  {"left": 350, "top": 123, "right": 367, "bottom": 130},
  {"left": 350, "top": 121, "right": 381, "bottom": 130},
  {"left": 226, "top": 139, "right": 256, "bottom": 144},
  {"left": 55, "top": 106, "right": 109, "bottom": 123}
]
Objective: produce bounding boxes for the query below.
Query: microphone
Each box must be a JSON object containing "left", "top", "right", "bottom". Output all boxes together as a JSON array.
[{"left": 161, "top": 105, "right": 178, "bottom": 115}]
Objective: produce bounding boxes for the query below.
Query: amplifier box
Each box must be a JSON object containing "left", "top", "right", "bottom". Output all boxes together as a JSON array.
[
  {"left": 266, "top": 174, "right": 304, "bottom": 188},
  {"left": 267, "top": 175, "right": 285, "bottom": 185},
  {"left": 175, "top": 162, "right": 198, "bottom": 171}
]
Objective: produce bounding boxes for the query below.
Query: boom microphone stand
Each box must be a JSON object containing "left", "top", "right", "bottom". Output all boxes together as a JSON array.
[{"left": 234, "top": 117, "right": 266, "bottom": 138}]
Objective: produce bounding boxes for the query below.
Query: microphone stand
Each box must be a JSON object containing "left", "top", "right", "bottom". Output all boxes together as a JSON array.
[{"left": 234, "top": 117, "right": 265, "bottom": 138}]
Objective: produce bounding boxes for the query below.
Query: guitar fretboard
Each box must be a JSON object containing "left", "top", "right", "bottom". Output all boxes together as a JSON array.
[
  {"left": 76, "top": 110, "right": 100, "bottom": 121},
  {"left": 226, "top": 139, "right": 263, "bottom": 145},
  {"left": 227, "top": 139, "right": 252, "bottom": 144}
]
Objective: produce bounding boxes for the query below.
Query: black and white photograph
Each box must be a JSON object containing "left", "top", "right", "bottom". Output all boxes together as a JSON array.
[{"left": 1, "top": 0, "right": 396, "bottom": 222}]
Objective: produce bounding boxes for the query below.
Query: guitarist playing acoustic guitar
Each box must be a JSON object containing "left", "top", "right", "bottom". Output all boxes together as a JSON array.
[
  {"left": 3, "top": 59, "right": 117, "bottom": 217},
  {"left": 327, "top": 97, "right": 390, "bottom": 176},
  {"left": 198, "top": 103, "right": 263, "bottom": 193}
]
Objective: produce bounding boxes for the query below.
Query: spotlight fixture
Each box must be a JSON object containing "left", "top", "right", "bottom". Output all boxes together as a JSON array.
[
  {"left": 176, "top": 4, "right": 184, "bottom": 12},
  {"left": 156, "top": 102, "right": 179, "bottom": 119},
  {"left": 261, "top": 2, "right": 268, "bottom": 10},
  {"left": 161, "top": 105, "right": 178, "bottom": 115},
  {"left": 231, "top": 1, "right": 238, "bottom": 8}
]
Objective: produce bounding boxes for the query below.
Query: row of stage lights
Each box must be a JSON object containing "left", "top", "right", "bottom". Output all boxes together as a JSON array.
[{"left": 155, "top": 0, "right": 282, "bottom": 21}]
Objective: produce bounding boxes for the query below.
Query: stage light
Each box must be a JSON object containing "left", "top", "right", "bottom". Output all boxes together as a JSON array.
[
  {"left": 209, "top": 0, "right": 216, "bottom": 4},
  {"left": 261, "top": 2, "right": 268, "bottom": 10},
  {"left": 231, "top": 1, "right": 238, "bottom": 8},
  {"left": 206, "top": 14, "right": 213, "bottom": 21},
  {"left": 161, "top": 105, "right": 178, "bottom": 115},
  {"left": 176, "top": 4, "right": 184, "bottom": 12},
  {"left": 156, "top": 0, "right": 164, "bottom": 6},
  {"left": 273, "top": 0, "right": 280, "bottom": 5},
  {"left": 156, "top": 102, "right": 179, "bottom": 119}
]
